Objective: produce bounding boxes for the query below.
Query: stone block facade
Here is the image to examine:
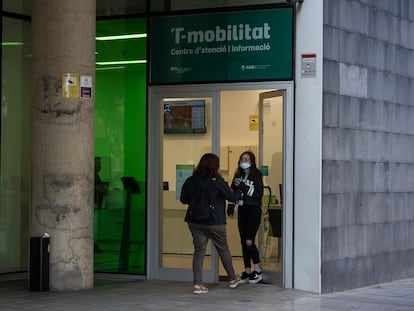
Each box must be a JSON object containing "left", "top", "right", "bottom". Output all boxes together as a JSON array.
[{"left": 322, "top": 0, "right": 414, "bottom": 292}]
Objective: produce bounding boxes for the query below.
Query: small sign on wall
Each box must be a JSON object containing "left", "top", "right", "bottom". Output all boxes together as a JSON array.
[
  {"left": 80, "top": 75, "right": 93, "bottom": 98},
  {"left": 249, "top": 115, "right": 259, "bottom": 131},
  {"left": 261, "top": 165, "right": 269, "bottom": 176},
  {"left": 176, "top": 164, "right": 195, "bottom": 199},
  {"left": 301, "top": 53, "right": 317, "bottom": 77},
  {"left": 62, "top": 73, "right": 93, "bottom": 99},
  {"left": 62, "top": 73, "right": 79, "bottom": 98}
]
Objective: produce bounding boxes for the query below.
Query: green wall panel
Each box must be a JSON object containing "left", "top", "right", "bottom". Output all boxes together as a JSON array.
[{"left": 94, "top": 18, "right": 147, "bottom": 274}]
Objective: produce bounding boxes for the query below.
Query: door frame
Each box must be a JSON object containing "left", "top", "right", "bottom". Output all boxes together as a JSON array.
[
  {"left": 258, "top": 89, "right": 286, "bottom": 286},
  {"left": 147, "top": 81, "right": 294, "bottom": 288},
  {"left": 148, "top": 89, "right": 219, "bottom": 283}
]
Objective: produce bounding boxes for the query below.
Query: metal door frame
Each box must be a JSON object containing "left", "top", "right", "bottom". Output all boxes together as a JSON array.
[
  {"left": 147, "top": 81, "right": 294, "bottom": 288},
  {"left": 258, "top": 89, "right": 287, "bottom": 286}
]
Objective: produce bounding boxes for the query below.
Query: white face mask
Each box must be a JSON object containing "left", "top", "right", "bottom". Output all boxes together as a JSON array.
[{"left": 239, "top": 162, "right": 251, "bottom": 170}]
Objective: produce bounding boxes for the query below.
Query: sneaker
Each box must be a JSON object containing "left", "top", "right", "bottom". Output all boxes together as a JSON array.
[
  {"left": 240, "top": 272, "right": 251, "bottom": 283},
  {"left": 193, "top": 284, "right": 208, "bottom": 294},
  {"left": 229, "top": 276, "right": 241, "bottom": 289},
  {"left": 248, "top": 270, "right": 263, "bottom": 284}
]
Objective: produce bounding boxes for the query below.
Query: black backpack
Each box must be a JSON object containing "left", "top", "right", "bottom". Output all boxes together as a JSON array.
[{"left": 187, "top": 178, "right": 215, "bottom": 222}]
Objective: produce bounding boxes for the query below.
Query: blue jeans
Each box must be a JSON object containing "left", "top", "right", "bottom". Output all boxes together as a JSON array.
[{"left": 188, "top": 222, "right": 236, "bottom": 285}]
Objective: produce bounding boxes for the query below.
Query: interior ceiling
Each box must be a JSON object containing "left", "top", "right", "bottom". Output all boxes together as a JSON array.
[{"left": 95, "top": 18, "right": 147, "bottom": 69}]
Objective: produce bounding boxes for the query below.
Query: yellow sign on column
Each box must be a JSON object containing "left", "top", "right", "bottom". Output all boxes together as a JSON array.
[{"left": 62, "top": 73, "right": 80, "bottom": 98}]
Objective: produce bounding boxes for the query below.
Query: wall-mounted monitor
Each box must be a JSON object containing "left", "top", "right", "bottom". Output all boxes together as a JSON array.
[{"left": 163, "top": 100, "right": 206, "bottom": 134}]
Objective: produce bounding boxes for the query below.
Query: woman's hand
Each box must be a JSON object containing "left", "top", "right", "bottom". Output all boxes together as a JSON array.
[{"left": 233, "top": 177, "right": 242, "bottom": 187}]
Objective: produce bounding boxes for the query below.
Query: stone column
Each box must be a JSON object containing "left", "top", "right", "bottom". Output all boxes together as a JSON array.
[{"left": 30, "top": 0, "right": 96, "bottom": 290}]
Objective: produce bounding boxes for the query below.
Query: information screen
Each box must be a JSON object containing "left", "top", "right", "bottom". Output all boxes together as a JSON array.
[{"left": 163, "top": 100, "right": 206, "bottom": 134}]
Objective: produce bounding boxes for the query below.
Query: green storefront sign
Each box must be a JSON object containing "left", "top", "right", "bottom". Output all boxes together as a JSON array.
[{"left": 150, "top": 8, "right": 293, "bottom": 84}]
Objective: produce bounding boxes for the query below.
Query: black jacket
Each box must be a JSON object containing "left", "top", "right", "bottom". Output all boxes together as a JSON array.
[
  {"left": 180, "top": 175, "right": 240, "bottom": 224},
  {"left": 231, "top": 170, "right": 263, "bottom": 208}
]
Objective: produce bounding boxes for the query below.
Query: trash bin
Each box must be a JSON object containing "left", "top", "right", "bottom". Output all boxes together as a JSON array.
[{"left": 29, "top": 235, "right": 50, "bottom": 291}]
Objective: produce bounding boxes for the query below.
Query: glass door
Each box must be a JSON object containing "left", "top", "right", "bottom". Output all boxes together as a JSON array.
[
  {"left": 219, "top": 89, "right": 266, "bottom": 279},
  {"left": 258, "top": 90, "right": 285, "bottom": 286},
  {"left": 148, "top": 86, "right": 220, "bottom": 283},
  {"left": 218, "top": 88, "right": 286, "bottom": 285}
]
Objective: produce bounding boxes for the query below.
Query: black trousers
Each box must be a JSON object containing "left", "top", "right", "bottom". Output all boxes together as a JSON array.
[{"left": 238, "top": 205, "right": 262, "bottom": 268}]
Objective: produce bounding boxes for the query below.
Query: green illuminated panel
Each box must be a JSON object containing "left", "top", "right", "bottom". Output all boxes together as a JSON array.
[{"left": 94, "top": 18, "right": 147, "bottom": 275}]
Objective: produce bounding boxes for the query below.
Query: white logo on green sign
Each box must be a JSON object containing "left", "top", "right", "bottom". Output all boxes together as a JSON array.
[
  {"left": 171, "top": 23, "right": 271, "bottom": 44},
  {"left": 150, "top": 8, "right": 293, "bottom": 83}
]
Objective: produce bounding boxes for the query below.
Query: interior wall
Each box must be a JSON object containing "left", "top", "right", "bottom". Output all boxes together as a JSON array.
[
  {"left": 220, "top": 90, "right": 263, "bottom": 181},
  {"left": 220, "top": 90, "right": 283, "bottom": 202}
]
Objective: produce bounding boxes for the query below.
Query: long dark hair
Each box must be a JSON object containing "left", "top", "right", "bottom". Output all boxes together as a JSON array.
[
  {"left": 233, "top": 151, "right": 262, "bottom": 179},
  {"left": 194, "top": 153, "right": 222, "bottom": 178}
]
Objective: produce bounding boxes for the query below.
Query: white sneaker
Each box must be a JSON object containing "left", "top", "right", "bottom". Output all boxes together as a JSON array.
[
  {"left": 193, "top": 284, "right": 208, "bottom": 294},
  {"left": 229, "top": 276, "right": 241, "bottom": 289},
  {"left": 248, "top": 270, "right": 263, "bottom": 284}
]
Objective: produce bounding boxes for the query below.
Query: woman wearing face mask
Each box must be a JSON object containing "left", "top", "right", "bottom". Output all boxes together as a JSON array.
[{"left": 228, "top": 151, "right": 264, "bottom": 284}]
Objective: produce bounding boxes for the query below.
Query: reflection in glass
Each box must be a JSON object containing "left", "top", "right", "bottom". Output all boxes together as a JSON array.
[
  {"left": 0, "top": 16, "right": 31, "bottom": 274},
  {"left": 161, "top": 97, "right": 213, "bottom": 270},
  {"left": 94, "top": 18, "right": 147, "bottom": 274}
]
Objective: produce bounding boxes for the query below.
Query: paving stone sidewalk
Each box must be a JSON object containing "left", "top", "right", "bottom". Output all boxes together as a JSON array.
[{"left": 1, "top": 277, "right": 414, "bottom": 311}]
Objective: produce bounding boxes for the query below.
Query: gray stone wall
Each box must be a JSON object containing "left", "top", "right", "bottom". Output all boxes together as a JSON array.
[{"left": 322, "top": 0, "right": 414, "bottom": 292}]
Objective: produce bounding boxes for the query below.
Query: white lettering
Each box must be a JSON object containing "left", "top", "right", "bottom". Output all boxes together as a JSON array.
[
  {"left": 252, "top": 27, "right": 263, "bottom": 40},
  {"left": 216, "top": 26, "right": 226, "bottom": 41},
  {"left": 188, "top": 30, "right": 204, "bottom": 43},
  {"left": 171, "top": 27, "right": 185, "bottom": 44},
  {"left": 170, "top": 48, "right": 194, "bottom": 55},
  {"left": 264, "top": 23, "right": 271, "bottom": 39},
  {"left": 200, "top": 45, "right": 227, "bottom": 54},
  {"left": 171, "top": 23, "right": 271, "bottom": 44},
  {"left": 205, "top": 30, "right": 215, "bottom": 42},
  {"left": 231, "top": 43, "right": 271, "bottom": 52}
]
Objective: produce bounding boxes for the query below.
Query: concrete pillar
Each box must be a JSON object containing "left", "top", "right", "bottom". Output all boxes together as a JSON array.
[{"left": 30, "top": 0, "right": 96, "bottom": 290}]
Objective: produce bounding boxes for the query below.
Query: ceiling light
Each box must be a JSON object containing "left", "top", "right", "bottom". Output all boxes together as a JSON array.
[
  {"left": 2, "top": 42, "right": 24, "bottom": 46},
  {"left": 96, "top": 60, "right": 147, "bottom": 65},
  {"left": 96, "top": 34, "right": 147, "bottom": 41},
  {"left": 96, "top": 66, "right": 125, "bottom": 71}
]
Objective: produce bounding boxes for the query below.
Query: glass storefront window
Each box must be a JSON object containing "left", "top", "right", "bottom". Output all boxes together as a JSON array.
[
  {"left": 96, "top": 1, "right": 146, "bottom": 17},
  {"left": 2, "top": 0, "right": 31, "bottom": 16},
  {"left": 151, "top": 0, "right": 288, "bottom": 12},
  {"left": 94, "top": 18, "right": 147, "bottom": 274},
  {"left": 95, "top": 0, "right": 288, "bottom": 15},
  {"left": 0, "top": 16, "right": 31, "bottom": 274}
]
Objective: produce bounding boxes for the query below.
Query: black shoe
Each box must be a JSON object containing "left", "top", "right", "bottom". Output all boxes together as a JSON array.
[
  {"left": 240, "top": 272, "right": 251, "bottom": 283},
  {"left": 248, "top": 270, "right": 263, "bottom": 284}
]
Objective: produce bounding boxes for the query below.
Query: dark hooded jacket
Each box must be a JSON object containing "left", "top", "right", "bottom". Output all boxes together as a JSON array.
[
  {"left": 231, "top": 170, "right": 263, "bottom": 208},
  {"left": 180, "top": 175, "right": 240, "bottom": 225}
]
